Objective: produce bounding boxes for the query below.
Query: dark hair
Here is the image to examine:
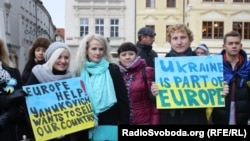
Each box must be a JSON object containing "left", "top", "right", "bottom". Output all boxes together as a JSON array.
[
  {"left": 117, "top": 42, "right": 137, "bottom": 56},
  {"left": 223, "top": 31, "right": 241, "bottom": 44},
  {"left": 21, "top": 37, "right": 50, "bottom": 83},
  {"left": 29, "top": 37, "right": 50, "bottom": 57}
]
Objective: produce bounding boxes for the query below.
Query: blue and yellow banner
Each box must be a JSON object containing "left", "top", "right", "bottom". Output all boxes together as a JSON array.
[
  {"left": 22, "top": 77, "right": 95, "bottom": 141},
  {"left": 155, "top": 55, "right": 225, "bottom": 109}
]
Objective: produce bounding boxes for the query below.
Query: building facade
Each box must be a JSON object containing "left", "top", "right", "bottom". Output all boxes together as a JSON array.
[
  {"left": 55, "top": 28, "right": 65, "bottom": 42},
  {"left": 136, "top": 0, "right": 250, "bottom": 55},
  {"left": 2, "top": 0, "right": 248, "bottom": 68},
  {"left": 0, "top": 0, "right": 55, "bottom": 72},
  {"left": 65, "top": 0, "right": 136, "bottom": 57}
]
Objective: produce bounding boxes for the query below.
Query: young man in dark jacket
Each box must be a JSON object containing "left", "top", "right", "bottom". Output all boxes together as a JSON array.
[
  {"left": 212, "top": 31, "right": 250, "bottom": 125},
  {"left": 162, "top": 24, "right": 206, "bottom": 124},
  {"left": 150, "top": 24, "right": 229, "bottom": 125}
]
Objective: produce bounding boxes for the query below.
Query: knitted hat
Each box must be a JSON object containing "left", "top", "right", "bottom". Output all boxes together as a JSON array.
[
  {"left": 45, "top": 42, "right": 70, "bottom": 61},
  {"left": 195, "top": 44, "right": 209, "bottom": 55},
  {"left": 138, "top": 27, "right": 156, "bottom": 37}
]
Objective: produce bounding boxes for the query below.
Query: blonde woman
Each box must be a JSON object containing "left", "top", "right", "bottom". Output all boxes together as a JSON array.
[
  {"left": 72, "top": 33, "right": 130, "bottom": 141},
  {"left": 25, "top": 42, "right": 73, "bottom": 141},
  {"left": 0, "top": 38, "right": 27, "bottom": 140}
]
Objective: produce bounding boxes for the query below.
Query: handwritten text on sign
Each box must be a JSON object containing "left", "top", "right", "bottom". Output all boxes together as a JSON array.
[
  {"left": 155, "top": 55, "right": 225, "bottom": 109},
  {"left": 22, "top": 77, "right": 95, "bottom": 141}
]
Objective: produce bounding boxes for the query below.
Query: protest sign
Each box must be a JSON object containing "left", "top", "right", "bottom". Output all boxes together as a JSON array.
[
  {"left": 155, "top": 55, "right": 225, "bottom": 109},
  {"left": 22, "top": 77, "right": 95, "bottom": 141}
]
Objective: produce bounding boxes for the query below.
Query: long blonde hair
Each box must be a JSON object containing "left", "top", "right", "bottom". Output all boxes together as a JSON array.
[
  {"left": 73, "top": 33, "right": 114, "bottom": 76},
  {"left": 0, "top": 38, "right": 11, "bottom": 67}
]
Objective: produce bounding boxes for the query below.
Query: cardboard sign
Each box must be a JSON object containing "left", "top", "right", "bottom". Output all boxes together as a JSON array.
[
  {"left": 155, "top": 55, "right": 225, "bottom": 109},
  {"left": 23, "top": 77, "right": 95, "bottom": 141}
]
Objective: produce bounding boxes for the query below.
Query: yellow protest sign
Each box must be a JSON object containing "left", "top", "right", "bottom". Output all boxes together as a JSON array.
[
  {"left": 23, "top": 77, "right": 95, "bottom": 141},
  {"left": 155, "top": 55, "right": 225, "bottom": 109}
]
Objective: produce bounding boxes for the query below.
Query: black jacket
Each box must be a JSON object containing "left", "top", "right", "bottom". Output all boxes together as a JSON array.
[
  {"left": 0, "top": 66, "right": 32, "bottom": 141},
  {"left": 136, "top": 42, "right": 158, "bottom": 68},
  {"left": 212, "top": 49, "right": 250, "bottom": 125}
]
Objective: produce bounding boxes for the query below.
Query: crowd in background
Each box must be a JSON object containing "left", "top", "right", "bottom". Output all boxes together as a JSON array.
[{"left": 0, "top": 24, "right": 249, "bottom": 141}]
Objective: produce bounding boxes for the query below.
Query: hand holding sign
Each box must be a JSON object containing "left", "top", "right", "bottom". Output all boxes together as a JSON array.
[
  {"left": 155, "top": 55, "right": 225, "bottom": 109},
  {"left": 222, "top": 81, "right": 229, "bottom": 97},
  {"left": 151, "top": 82, "right": 158, "bottom": 96},
  {"left": 22, "top": 77, "right": 95, "bottom": 141}
]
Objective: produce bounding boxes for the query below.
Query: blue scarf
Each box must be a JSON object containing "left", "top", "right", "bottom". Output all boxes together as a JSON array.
[
  {"left": 222, "top": 50, "right": 250, "bottom": 84},
  {"left": 80, "top": 58, "right": 117, "bottom": 117},
  {"left": 223, "top": 61, "right": 250, "bottom": 84}
]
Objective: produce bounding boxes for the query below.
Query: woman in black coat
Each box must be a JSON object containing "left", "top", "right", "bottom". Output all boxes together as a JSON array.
[{"left": 0, "top": 38, "right": 29, "bottom": 141}]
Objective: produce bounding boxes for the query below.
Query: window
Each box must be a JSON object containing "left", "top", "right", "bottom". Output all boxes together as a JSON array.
[
  {"left": 167, "top": 0, "right": 176, "bottom": 7},
  {"left": 244, "top": 22, "right": 250, "bottom": 39},
  {"left": 5, "top": 12, "right": 10, "bottom": 34},
  {"left": 80, "top": 18, "right": 89, "bottom": 37},
  {"left": 233, "top": 22, "right": 242, "bottom": 37},
  {"left": 25, "top": 24, "right": 28, "bottom": 40},
  {"left": 146, "top": 0, "right": 155, "bottom": 8},
  {"left": 110, "top": 19, "right": 119, "bottom": 37},
  {"left": 202, "top": 21, "right": 224, "bottom": 39},
  {"left": 233, "top": 22, "right": 250, "bottom": 39},
  {"left": 95, "top": 19, "right": 104, "bottom": 35}
]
